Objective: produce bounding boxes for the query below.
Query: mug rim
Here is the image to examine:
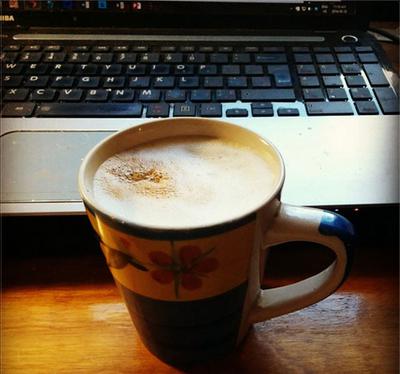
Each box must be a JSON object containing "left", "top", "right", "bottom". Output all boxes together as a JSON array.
[{"left": 78, "top": 117, "right": 285, "bottom": 237}]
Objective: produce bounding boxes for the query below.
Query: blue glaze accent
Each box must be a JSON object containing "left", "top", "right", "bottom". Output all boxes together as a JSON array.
[{"left": 319, "top": 211, "right": 355, "bottom": 242}]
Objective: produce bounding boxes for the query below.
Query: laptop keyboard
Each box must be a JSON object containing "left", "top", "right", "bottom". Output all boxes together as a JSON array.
[{"left": 2, "top": 42, "right": 399, "bottom": 118}]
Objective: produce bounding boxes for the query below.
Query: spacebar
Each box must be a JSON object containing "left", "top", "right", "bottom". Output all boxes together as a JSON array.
[{"left": 36, "top": 103, "right": 143, "bottom": 117}]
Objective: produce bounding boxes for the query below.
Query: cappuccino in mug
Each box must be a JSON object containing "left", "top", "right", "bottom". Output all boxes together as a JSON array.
[{"left": 93, "top": 135, "right": 280, "bottom": 228}]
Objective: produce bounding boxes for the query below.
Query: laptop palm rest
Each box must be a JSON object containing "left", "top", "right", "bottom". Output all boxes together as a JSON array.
[{"left": 1, "top": 131, "right": 113, "bottom": 203}]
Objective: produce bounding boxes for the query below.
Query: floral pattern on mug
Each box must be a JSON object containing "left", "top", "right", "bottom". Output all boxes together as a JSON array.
[{"left": 149, "top": 244, "right": 219, "bottom": 298}]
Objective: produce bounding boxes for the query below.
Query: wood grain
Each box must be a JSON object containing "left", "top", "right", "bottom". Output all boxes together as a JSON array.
[{"left": 2, "top": 244, "right": 398, "bottom": 374}]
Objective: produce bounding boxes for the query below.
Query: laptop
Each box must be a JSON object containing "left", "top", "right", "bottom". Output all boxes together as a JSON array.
[{"left": 1, "top": 0, "right": 399, "bottom": 219}]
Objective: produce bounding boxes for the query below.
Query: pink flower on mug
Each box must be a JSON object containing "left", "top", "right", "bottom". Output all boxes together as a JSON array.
[{"left": 148, "top": 244, "right": 219, "bottom": 296}]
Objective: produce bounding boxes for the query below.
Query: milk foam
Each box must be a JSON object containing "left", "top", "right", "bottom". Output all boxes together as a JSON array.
[{"left": 93, "top": 136, "right": 279, "bottom": 228}]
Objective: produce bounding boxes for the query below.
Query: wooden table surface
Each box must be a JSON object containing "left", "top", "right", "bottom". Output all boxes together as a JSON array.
[
  {"left": 2, "top": 240, "right": 398, "bottom": 374},
  {"left": 2, "top": 23, "right": 399, "bottom": 374}
]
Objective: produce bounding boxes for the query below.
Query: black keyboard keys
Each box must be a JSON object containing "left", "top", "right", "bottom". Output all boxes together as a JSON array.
[
  {"left": 306, "top": 102, "right": 353, "bottom": 116},
  {"left": 363, "top": 64, "right": 390, "bottom": 86},
  {"left": 373, "top": 87, "right": 399, "bottom": 114}
]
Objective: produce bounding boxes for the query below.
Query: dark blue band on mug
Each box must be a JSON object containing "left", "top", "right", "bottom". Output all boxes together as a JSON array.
[
  {"left": 84, "top": 201, "right": 256, "bottom": 240},
  {"left": 117, "top": 281, "right": 248, "bottom": 365},
  {"left": 319, "top": 210, "right": 355, "bottom": 288}
]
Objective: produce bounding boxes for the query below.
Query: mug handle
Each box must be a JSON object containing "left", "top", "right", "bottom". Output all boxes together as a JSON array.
[{"left": 249, "top": 203, "right": 354, "bottom": 323}]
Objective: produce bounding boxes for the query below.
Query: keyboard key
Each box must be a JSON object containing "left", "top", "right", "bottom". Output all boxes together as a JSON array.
[
  {"left": 25, "top": 75, "right": 50, "bottom": 88},
  {"left": 350, "top": 87, "right": 372, "bottom": 100},
  {"left": 153, "top": 76, "right": 175, "bottom": 88},
  {"left": 2, "top": 103, "right": 36, "bottom": 117},
  {"left": 315, "top": 54, "right": 335, "bottom": 63},
  {"left": 358, "top": 53, "right": 378, "bottom": 63},
  {"left": 355, "top": 46, "right": 373, "bottom": 52},
  {"left": 218, "top": 46, "right": 233, "bottom": 52},
  {"left": 26, "top": 63, "right": 49, "bottom": 75},
  {"left": 227, "top": 76, "right": 248, "bottom": 88},
  {"left": 327, "top": 88, "right": 348, "bottom": 101},
  {"left": 215, "top": 89, "right": 236, "bottom": 102},
  {"left": 363, "top": 64, "right": 389, "bottom": 86},
  {"left": 200, "top": 103, "right": 222, "bottom": 117},
  {"left": 198, "top": 65, "right": 217, "bottom": 75},
  {"left": 251, "top": 76, "right": 272, "bottom": 88},
  {"left": 341, "top": 64, "right": 361, "bottom": 74},
  {"left": 313, "top": 47, "right": 330, "bottom": 53},
  {"left": 116, "top": 53, "right": 137, "bottom": 63},
  {"left": 173, "top": 103, "right": 196, "bottom": 116},
  {"left": 255, "top": 54, "right": 287, "bottom": 64},
  {"left": 178, "top": 76, "right": 200, "bottom": 88},
  {"left": 306, "top": 102, "right": 353, "bottom": 115},
  {"left": 36, "top": 103, "right": 143, "bottom": 117},
  {"left": 113, "top": 46, "right": 129, "bottom": 52},
  {"left": 92, "top": 53, "right": 113, "bottom": 63},
  {"left": 43, "top": 52, "right": 66, "bottom": 63},
  {"left": 244, "top": 46, "right": 259, "bottom": 53},
  {"left": 190, "top": 89, "right": 212, "bottom": 102},
  {"left": 294, "top": 53, "right": 312, "bottom": 63},
  {"left": 373, "top": 87, "right": 399, "bottom": 114},
  {"left": 85, "top": 89, "right": 109, "bottom": 102},
  {"left": 244, "top": 65, "right": 263, "bottom": 75},
  {"left": 23, "top": 45, "right": 41, "bottom": 51},
  {"left": 3, "top": 75, "right": 23, "bottom": 87},
  {"left": 165, "top": 89, "right": 186, "bottom": 102},
  {"left": 355, "top": 101, "right": 379, "bottom": 115},
  {"left": 132, "top": 46, "right": 149, "bottom": 52},
  {"left": 4, "top": 45, "right": 21, "bottom": 52},
  {"left": 50, "top": 64, "right": 74, "bottom": 75},
  {"left": 75, "top": 64, "right": 98, "bottom": 75},
  {"left": 240, "top": 89, "right": 296, "bottom": 102},
  {"left": 300, "top": 76, "right": 320, "bottom": 87},
  {"left": 337, "top": 53, "right": 356, "bottom": 63},
  {"left": 100, "top": 64, "right": 122, "bottom": 75},
  {"left": 322, "top": 75, "right": 342, "bottom": 87},
  {"left": 226, "top": 108, "right": 248, "bottom": 117},
  {"left": 72, "top": 46, "right": 90, "bottom": 52},
  {"left": 251, "top": 102, "right": 273, "bottom": 117},
  {"left": 203, "top": 76, "right": 224, "bottom": 88},
  {"left": 186, "top": 53, "right": 205, "bottom": 64},
  {"left": 129, "top": 76, "right": 150, "bottom": 88},
  {"left": 297, "top": 64, "right": 316, "bottom": 75},
  {"left": 150, "top": 64, "right": 171, "bottom": 75},
  {"left": 126, "top": 64, "right": 146, "bottom": 75},
  {"left": 103, "top": 76, "right": 125, "bottom": 88},
  {"left": 4, "top": 63, "right": 25, "bottom": 74},
  {"left": 232, "top": 53, "right": 250, "bottom": 64},
  {"left": 345, "top": 75, "right": 366, "bottom": 87},
  {"left": 199, "top": 46, "right": 214, "bottom": 52},
  {"left": 334, "top": 46, "right": 352, "bottom": 53},
  {"left": 77, "top": 76, "right": 100, "bottom": 88},
  {"left": 51, "top": 76, "right": 75, "bottom": 88},
  {"left": 93, "top": 46, "right": 110, "bottom": 52},
  {"left": 174, "top": 64, "right": 194, "bottom": 75},
  {"left": 163, "top": 53, "right": 183, "bottom": 63},
  {"left": 4, "top": 88, "right": 30, "bottom": 101},
  {"left": 263, "top": 47, "right": 285, "bottom": 53},
  {"left": 318, "top": 64, "right": 339, "bottom": 75},
  {"left": 146, "top": 103, "right": 170, "bottom": 117},
  {"left": 44, "top": 45, "right": 62, "bottom": 52},
  {"left": 19, "top": 52, "right": 42, "bottom": 63},
  {"left": 292, "top": 47, "right": 310, "bottom": 53},
  {"left": 31, "top": 89, "right": 57, "bottom": 101},
  {"left": 160, "top": 46, "right": 176, "bottom": 52},
  {"left": 58, "top": 89, "right": 83, "bottom": 102},
  {"left": 277, "top": 108, "right": 299, "bottom": 116},
  {"left": 139, "top": 89, "right": 161, "bottom": 102},
  {"left": 210, "top": 53, "right": 229, "bottom": 64},
  {"left": 111, "top": 89, "right": 135, "bottom": 102},
  {"left": 303, "top": 88, "right": 325, "bottom": 101},
  {"left": 268, "top": 65, "right": 292, "bottom": 87},
  {"left": 221, "top": 65, "right": 240, "bottom": 75}
]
